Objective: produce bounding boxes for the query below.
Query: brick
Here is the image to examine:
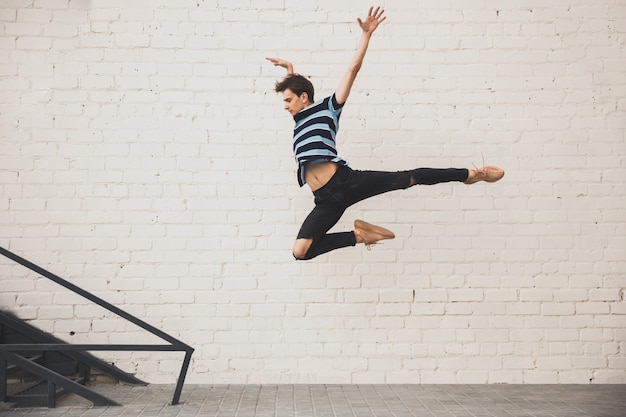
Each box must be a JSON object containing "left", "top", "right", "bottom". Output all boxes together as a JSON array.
[
  {"left": 5, "top": 22, "right": 43, "bottom": 36},
  {"left": 15, "top": 37, "right": 52, "bottom": 50}
]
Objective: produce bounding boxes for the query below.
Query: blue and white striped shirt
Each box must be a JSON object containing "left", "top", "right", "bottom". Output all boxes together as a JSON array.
[{"left": 292, "top": 93, "right": 349, "bottom": 187}]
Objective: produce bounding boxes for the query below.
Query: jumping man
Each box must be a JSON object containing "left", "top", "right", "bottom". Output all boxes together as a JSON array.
[{"left": 267, "top": 6, "right": 504, "bottom": 261}]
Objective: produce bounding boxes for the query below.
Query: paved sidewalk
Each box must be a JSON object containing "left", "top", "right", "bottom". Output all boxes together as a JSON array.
[{"left": 1, "top": 384, "right": 625, "bottom": 416}]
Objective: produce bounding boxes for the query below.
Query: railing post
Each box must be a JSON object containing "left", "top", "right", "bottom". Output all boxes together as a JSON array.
[
  {"left": 0, "top": 358, "right": 7, "bottom": 402},
  {"left": 47, "top": 381, "right": 56, "bottom": 408},
  {"left": 171, "top": 348, "right": 194, "bottom": 405}
]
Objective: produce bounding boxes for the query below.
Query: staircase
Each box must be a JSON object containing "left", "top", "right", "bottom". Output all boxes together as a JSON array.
[
  {"left": 0, "top": 247, "right": 194, "bottom": 408},
  {"left": 0, "top": 311, "right": 145, "bottom": 407}
]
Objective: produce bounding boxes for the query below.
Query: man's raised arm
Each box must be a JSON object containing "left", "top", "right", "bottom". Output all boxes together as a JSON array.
[
  {"left": 335, "top": 6, "right": 386, "bottom": 105},
  {"left": 266, "top": 57, "right": 294, "bottom": 75}
]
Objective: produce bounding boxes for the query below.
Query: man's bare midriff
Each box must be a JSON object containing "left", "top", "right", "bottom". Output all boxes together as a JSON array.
[{"left": 304, "top": 161, "right": 339, "bottom": 192}]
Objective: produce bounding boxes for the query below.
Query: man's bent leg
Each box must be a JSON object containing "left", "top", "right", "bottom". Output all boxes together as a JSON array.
[
  {"left": 293, "top": 200, "right": 353, "bottom": 260},
  {"left": 293, "top": 233, "right": 357, "bottom": 260}
]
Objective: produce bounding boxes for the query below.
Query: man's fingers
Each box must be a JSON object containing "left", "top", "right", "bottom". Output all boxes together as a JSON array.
[
  {"left": 359, "top": 6, "right": 386, "bottom": 28},
  {"left": 363, "top": 6, "right": 385, "bottom": 22},
  {"left": 266, "top": 57, "right": 285, "bottom": 68}
]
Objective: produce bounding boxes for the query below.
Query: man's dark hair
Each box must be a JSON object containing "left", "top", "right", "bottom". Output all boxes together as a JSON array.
[{"left": 274, "top": 74, "right": 315, "bottom": 102}]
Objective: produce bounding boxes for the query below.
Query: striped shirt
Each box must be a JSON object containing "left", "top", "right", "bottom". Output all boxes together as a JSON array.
[{"left": 292, "top": 93, "right": 349, "bottom": 187}]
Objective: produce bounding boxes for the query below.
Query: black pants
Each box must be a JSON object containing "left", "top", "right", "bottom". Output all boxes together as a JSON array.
[{"left": 295, "top": 165, "right": 469, "bottom": 260}]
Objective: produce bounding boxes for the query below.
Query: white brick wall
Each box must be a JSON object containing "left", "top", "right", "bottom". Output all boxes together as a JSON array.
[{"left": 1, "top": 0, "right": 625, "bottom": 384}]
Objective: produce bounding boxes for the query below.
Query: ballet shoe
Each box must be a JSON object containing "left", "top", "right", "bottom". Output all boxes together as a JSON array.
[
  {"left": 464, "top": 165, "right": 505, "bottom": 184},
  {"left": 354, "top": 220, "right": 395, "bottom": 250},
  {"left": 463, "top": 155, "right": 505, "bottom": 184}
]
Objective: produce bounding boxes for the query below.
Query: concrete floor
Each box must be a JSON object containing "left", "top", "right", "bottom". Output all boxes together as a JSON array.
[{"left": 2, "top": 384, "right": 626, "bottom": 416}]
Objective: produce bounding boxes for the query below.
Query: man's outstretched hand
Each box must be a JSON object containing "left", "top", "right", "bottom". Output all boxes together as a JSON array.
[
  {"left": 357, "top": 6, "right": 386, "bottom": 35},
  {"left": 266, "top": 57, "right": 294, "bottom": 75}
]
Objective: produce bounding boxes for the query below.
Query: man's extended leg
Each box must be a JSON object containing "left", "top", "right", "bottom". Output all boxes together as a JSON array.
[
  {"left": 340, "top": 165, "right": 504, "bottom": 207},
  {"left": 341, "top": 167, "right": 469, "bottom": 206}
]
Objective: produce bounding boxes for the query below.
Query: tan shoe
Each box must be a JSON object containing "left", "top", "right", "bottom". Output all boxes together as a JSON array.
[
  {"left": 464, "top": 165, "right": 505, "bottom": 184},
  {"left": 354, "top": 220, "right": 395, "bottom": 249}
]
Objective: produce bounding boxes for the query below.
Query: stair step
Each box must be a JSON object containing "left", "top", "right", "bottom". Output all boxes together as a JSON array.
[
  {"left": 7, "top": 377, "right": 85, "bottom": 405},
  {"left": 6, "top": 354, "right": 44, "bottom": 370}
]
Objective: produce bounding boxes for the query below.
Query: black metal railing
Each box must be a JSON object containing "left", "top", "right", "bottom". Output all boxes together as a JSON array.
[
  {"left": 1, "top": 309, "right": 147, "bottom": 407},
  {"left": 0, "top": 246, "right": 194, "bottom": 406}
]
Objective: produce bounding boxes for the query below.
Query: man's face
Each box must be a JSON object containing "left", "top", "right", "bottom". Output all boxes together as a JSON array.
[{"left": 281, "top": 89, "right": 310, "bottom": 116}]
